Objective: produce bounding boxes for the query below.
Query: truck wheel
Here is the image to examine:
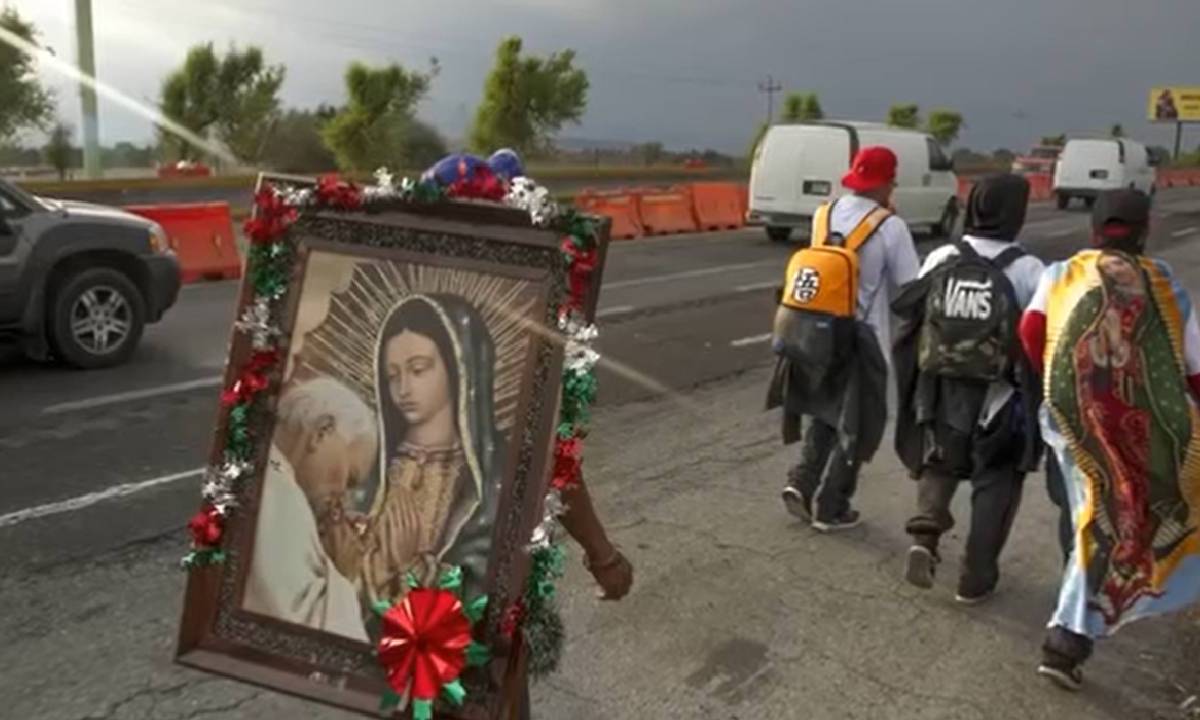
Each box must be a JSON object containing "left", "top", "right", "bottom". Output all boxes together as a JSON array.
[
  {"left": 1056, "top": 193, "right": 1070, "bottom": 210},
  {"left": 931, "top": 198, "right": 959, "bottom": 238},
  {"left": 49, "top": 267, "right": 146, "bottom": 369},
  {"left": 766, "top": 226, "right": 792, "bottom": 243}
]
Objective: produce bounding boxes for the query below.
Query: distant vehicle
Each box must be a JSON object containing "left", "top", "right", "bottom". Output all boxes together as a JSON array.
[
  {"left": 1053, "top": 138, "right": 1157, "bottom": 210},
  {"left": 1011, "top": 145, "right": 1061, "bottom": 175},
  {"left": 0, "top": 178, "right": 181, "bottom": 368},
  {"left": 747, "top": 121, "right": 959, "bottom": 243}
]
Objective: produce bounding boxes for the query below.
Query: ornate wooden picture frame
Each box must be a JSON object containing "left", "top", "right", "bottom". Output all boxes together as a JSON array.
[{"left": 176, "top": 173, "right": 611, "bottom": 719}]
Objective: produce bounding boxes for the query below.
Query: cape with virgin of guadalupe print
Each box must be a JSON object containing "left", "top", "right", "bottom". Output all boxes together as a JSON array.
[{"left": 1044, "top": 249, "right": 1200, "bottom": 636}]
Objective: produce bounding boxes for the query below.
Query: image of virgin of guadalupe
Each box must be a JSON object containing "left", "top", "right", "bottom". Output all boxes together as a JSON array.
[{"left": 361, "top": 294, "right": 503, "bottom": 606}]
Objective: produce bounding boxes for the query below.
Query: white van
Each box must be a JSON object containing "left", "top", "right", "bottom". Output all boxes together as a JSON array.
[
  {"left": 747, "top": 121, "right": 959, "bottom": 243},
  {"left": 1052, "top": 138, "right": 1157, "bottom": 210}
]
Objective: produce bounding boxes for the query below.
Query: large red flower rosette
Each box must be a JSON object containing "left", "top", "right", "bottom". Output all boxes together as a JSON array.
[
  {"left": 380, "top": 589, "right": 471, "bottom": 702},
  {"left": 375, "top": 569, "right": 490, "bottom": 719}
]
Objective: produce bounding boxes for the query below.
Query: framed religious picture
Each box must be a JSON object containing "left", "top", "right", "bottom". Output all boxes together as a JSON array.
[{"left": 176, "top": 170, "right": 611, "bottom": 719}]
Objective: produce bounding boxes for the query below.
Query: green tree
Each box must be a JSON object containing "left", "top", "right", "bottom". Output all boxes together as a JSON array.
[
  {"left": 887, "top": 103, "right": 920, "bottom": 129},
  {"left": 1040, "top": 134, "right": 1067, "bottom": 147},
  {"left": 159, "top": 43, "right": 285, "bottom": 164},
  {"left": 636, "top": 141, "right": 664, "bottom": 166},
  {"left": 43, "top": 121, "right": 74, "bottom": 180},
  {"left": 780, "top": 92, "right": 824, "bottom": 122},
  {"left": 926, "top": 108, "right": 964, "bottom": 147},
  {"left": 469, "top": 36, "right": 588, "bottom": 155},
  {"left": 260, "top": 109, "right": 337, "bottom": 173},
  {"left": 748, "top": 122, "right": 769, "bottom": 159},
  {"left": 0, "top": 8, "right": 55, "bottom": 144},
  {"left": 1110, "top": 123, "right": 1124, "bottom": 138},
  {"left": 321, "top": 61, "right": 445, "bottom": 171},
  {"left": 993, "top": 148, "right": 1016, "bottom": 165}
]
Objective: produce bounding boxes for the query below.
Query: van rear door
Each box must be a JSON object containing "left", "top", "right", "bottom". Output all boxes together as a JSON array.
[
  {"left": 1056, "top": 140, "right": 1120, "bottom": 191},
  {"left": 750, "top": 125, "right": 852, "bottom": 220}
]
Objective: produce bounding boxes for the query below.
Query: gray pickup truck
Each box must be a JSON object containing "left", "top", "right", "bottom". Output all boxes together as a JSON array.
[{"left": 0, "top": 178, "right": 181, "bottom": 368}]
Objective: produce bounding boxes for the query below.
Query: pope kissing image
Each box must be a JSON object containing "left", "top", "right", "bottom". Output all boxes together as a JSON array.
[{"left": 241, "top": 249, "right": 539, "bottom": 641}]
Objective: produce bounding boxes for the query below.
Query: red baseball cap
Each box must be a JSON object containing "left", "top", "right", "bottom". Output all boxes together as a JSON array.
[{"left": 842, "top": 146, "right": 898, "bottom": 193}]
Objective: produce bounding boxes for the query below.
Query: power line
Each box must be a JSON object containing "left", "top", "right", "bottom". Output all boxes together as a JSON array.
[{"left": 758, "top": 74, "right": 782, "bottom": 124}]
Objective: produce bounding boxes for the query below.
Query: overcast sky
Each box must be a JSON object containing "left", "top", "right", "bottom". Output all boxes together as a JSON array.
[{"left": 8, "top": 0, "right": 1198, "bottom": 154}]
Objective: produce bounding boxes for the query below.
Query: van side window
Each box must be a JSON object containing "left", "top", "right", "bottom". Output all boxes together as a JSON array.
[{"left": 927, "top": 139, "right": 953, "bottom": 172}]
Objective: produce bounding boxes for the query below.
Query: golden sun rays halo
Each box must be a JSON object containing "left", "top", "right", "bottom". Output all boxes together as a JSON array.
[{"left": 296, "top": 252, "right": 539, "bottom": 433}]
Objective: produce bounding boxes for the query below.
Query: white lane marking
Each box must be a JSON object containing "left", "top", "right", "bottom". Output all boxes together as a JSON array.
[
  {"left": 604, "top": 261, "right": 778, "bottom": 290},
  {"left": 735, "top": 280, "right": 778, "bottom": 292},
  {"left": 42, "top": 376, "right": 223, "bottom": 415},
  {"left": 596, "top": 305, "right": 635, "bottom": 318},
  {"left": 731, "top": 333, "right": 773, "bottom": 347},
  {"left": 0, "top": 468, "right": 204, "bottom": 529},
  {"left": 1172, "top": 226, "right": 1198, "bottom": 238},
  {"left": 1049, "top": 228, "right": 1075, "bottom": 238}
]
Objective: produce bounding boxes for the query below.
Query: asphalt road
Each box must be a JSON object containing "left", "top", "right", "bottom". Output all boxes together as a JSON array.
[{"left": 3, "top": 189, "right": 1200, "bottom": 719}]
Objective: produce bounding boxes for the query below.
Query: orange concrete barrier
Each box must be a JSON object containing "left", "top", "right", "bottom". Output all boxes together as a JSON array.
[
  {"left": 636, "top": 186, "right": 699, "bottom": 235},
  {"left": 690, "top": 182, "right": 746, "bottom": 231},
  {"left": 575, "top": 189, "right": 644, "bottom": 240},
  {"left": 956, "top": 176, "right": 975, "bottom": 203},
  {"left": 1026, "top": 173, "right": 1053, "bottom": 202},
  {"left": 125, "top": 202, "right": 241, "bottom": 283}
]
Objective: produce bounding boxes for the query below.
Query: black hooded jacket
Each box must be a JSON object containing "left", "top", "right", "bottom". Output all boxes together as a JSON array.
[{"left": 892, "top": 175, "right": 1043, "bottom": 477}]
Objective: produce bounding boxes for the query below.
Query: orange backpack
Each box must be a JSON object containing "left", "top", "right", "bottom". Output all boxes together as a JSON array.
[
  {"left": 772, "top": 200, "right": 893, "bottom": 391},
  {"left": 781, "top": 200, "right": 893, "bottom": 316}
]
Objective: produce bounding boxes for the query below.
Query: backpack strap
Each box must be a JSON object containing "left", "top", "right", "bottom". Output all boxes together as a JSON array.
[
  {"left": 991, "top": 245, "right": 1027, "bottom": 270},
  {"left": 811, "top": 200, "right": 836, "bottom": 247},
  {"left": 953, "top": 240, "right": 979, "bottom": 259},
  {"left": 844, "top": 206, "right": 894, "bottom": 253}
]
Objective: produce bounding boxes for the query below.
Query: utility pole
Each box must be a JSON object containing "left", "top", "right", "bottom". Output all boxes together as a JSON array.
[
  {"left": 74, "top": 0, "right": 101, "bottom": 179},
  {"left": 758, "top": 74, "right": 782, "bottom": 126}
]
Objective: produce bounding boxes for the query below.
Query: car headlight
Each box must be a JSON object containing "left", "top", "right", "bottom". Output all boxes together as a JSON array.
[{"left": 148, "top": 223, "right": 171, "bottom": 254}]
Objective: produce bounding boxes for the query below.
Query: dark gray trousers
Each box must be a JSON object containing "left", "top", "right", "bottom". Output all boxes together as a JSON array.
[
  {"left": 905, "top": 464, "right": 1025, "bottom": 590},
  {"left": 1044, "top": 452, "right": 1074, "bottom": 564},
  {"left": 787, "top": 418, "right": 862, "bottom": 522}
]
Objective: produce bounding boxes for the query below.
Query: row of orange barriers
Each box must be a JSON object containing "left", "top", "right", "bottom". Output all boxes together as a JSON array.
[
  {"left": 125, "top": 202, "right": 241, "bottom": 284},
  {"left": 958, "top": 173, "right": 1055, "bottom": 203},
  {"left": 959, "top": 169, "right": 1200, "bottom": 203},
  {"left": 1157, "top": 168, "right": 1200, "bottom": 188},
  {"left": 576, "top": 182, "right": 748, "bottom": 240}
]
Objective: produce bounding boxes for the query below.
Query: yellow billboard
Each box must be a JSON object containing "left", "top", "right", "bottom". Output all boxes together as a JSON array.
[{"left": 1149, "top": 87, "right": 1200, "bottom": 122}]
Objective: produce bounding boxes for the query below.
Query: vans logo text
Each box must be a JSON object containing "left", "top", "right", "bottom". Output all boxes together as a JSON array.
[
  {"left": 792, "top": 268, "right": 821, "bottom": 303},
  {"left": 943, "top": 278, "right": 993, "bottom": 320}
]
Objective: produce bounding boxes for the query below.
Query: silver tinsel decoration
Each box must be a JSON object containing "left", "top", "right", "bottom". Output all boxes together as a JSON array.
[
  {"left": 504, "top": 176, "right": 559, "bottom": 226},
  {"left": 528, "top": 488, "right": 568, "bottom": 551},
  {"left": 560, "top": 318, "right": 600, "bottom": 373},
  {"left": 235, "top": 297, "right": 279, "bottom": 350}
]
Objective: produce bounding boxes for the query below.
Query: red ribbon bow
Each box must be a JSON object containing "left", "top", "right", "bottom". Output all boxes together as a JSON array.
[
  {"left": 187, "top": 503, "right": 223, "bottom": 548},
  {"left": 220, "top": 350, "right": 279, "bottom": 407},
  {"left": 560, "top": 239, "right": 597, "bottom": 314},
  {"left": 551, "top": 436, "right": 584, "bottom": 491},
  {"left": 378, "top": 588, "right": 473, "bottom": 703},
  {"left": 447, "top": 165, "right": 506, "bottom": 202},
  {"left": 243, "top": 187, "right": 297, "bottom": 245},
  {"left": 316, "top": 174, "right": 364, "bottom": 210}
]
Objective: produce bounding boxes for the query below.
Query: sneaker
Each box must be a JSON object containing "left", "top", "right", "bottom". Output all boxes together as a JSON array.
[
  {"left": 812, "top": 509, "right": 862, "bottom": 533},
  {"left": 956, "top": 576, "right": 997, "bottom": 605},
  {"left": 955, "top": 587, "right": 996, "bottom": 606},
  {"left": 1037, "top": 661, "right": 1083, "bottom": 692},
  {"left": 781, "top": 487, "right": 812, "bottom": 523},
  {"left": 905, "top": 546, "right": 937, "bottom": 589}
]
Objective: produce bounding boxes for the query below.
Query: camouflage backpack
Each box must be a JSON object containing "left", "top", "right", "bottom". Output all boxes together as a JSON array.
[{"left": 918, "top": 242, "right": 1025, "bottom": 381}]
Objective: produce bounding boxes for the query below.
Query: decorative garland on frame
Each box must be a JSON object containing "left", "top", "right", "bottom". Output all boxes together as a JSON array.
[{"left": 180, "top": 168, "right": 602, "bottom": 695}]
